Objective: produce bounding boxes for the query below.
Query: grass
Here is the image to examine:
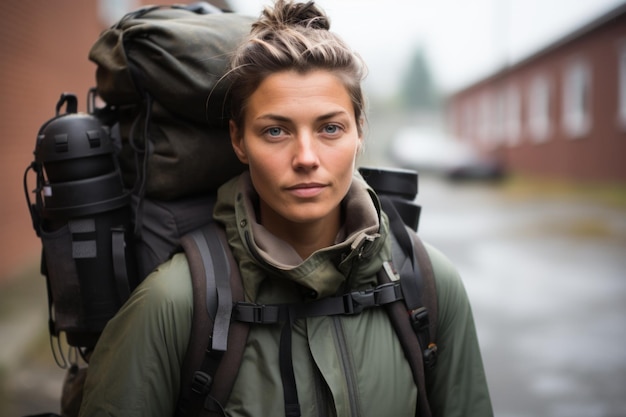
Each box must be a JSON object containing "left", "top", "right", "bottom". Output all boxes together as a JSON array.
[
  {"left": 499, "top": 175, "right": 626, "bottom": 209},
  {"left": 494, "top": 175, "right": 626, "bottom": 240}
]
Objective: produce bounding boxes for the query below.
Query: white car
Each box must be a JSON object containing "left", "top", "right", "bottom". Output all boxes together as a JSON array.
[{"left": 388, "top": 128, "right": 505, "bottom": 181}]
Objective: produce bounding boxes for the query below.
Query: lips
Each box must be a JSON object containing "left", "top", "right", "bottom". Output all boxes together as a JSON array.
[{"left": 286, "top": 182, "right": 327, "bottom": 198}]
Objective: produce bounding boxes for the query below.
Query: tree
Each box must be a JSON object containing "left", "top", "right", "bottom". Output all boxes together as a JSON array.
[{"left": 400, "top": 47, "right": 440, "bottom": 111}]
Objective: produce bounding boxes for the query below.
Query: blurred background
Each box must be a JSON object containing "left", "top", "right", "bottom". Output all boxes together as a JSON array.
[{"left": 1, "top": 0, "right": 625, "bottom": 416}]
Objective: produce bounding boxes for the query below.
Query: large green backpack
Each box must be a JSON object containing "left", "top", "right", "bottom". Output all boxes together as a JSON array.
[{"left": 25, "top": 2, "right": 254, "bottom": 353}]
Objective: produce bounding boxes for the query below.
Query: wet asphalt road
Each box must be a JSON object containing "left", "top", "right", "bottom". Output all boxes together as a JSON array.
[
  {"left": 3, "top": 173, "right": 626, "bottom": 417},
  {"left": 415, "top": 175, "right": 626, "bottom": 417}
]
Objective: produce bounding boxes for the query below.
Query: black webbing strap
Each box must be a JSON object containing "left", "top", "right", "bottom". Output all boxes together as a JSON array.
[
  {"left": 379, "top": 265, "right": 432, "bottom": 417},
  {"left": 111, "top": 226, "right": 131, "bottom": 301},
  {"left": 379, "top": 195, "right": 438, "bottom": 417},
  {"left": 177, "top": 222, "right": 235, "bottom": 417},
  {"left": 380, "top": 197, "right": 434, "bottom": 357},
  {"left": 190, "top": 225, "right": 233, "bottom": 352},
  {"left": 380, "top": 197, "right": 423, "bottom": 310},
  {"left": 279, "top": 309, "right": 301, "bottom": 417},
  {"left": 232, "top": 282, "right": 406, "bottom": 417},
  {"left": 207, "top": 232, "right": 249, "bottom": 416},
  {"left": 407, "top": 231, "right": 438, "bottom": 370},
  {"left": 232, "top": 282, "right": 404, "bottom": 324}
]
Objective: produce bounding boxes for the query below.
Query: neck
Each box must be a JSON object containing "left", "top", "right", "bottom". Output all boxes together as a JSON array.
[{"left": 259, "top": 204, "right": 341, "bottom": 260}]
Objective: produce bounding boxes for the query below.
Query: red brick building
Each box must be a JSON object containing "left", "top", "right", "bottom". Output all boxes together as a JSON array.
[{"left": 445, "top": 3, "right": 626, "bottom": 184}]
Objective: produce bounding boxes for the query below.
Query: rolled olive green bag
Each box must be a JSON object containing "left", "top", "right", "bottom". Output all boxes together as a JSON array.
[{"left": 88, "top": 5, "right": 254, "bottom": 200}]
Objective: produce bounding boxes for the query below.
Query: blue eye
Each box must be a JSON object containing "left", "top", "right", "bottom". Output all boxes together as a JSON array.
[
  {"left": 267, "top": 127, "right": 282, "bottom": 136},
  {"left": 324, "top": 124, "right": 340, "bottom": 134}
]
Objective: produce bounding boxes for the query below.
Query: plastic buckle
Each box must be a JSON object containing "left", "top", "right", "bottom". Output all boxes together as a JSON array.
[
  {"left": 374, "top": 282, "right": 403, "bottom": 305},
  {"left": 410, "top": 307, "right": 429, "bottom": 332},
  {"left": 423, "top": 343, "right": 438, "bottom": 369},
  {"left": 191, "top": 371, "right": 212, "bottom": 396},
  {"left": 250, "top": 304, "right": 266, "bottom": 323},
  {"left": 236, "top": 302, "right": 272, "bottom": 323},
  {"left": 344, "top": 290, "right": 374, "bottom": 314}
]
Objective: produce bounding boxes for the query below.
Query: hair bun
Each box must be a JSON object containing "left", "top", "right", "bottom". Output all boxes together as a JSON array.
[{"left": 253, "top": 0, "right": 330, "bottom": 33}]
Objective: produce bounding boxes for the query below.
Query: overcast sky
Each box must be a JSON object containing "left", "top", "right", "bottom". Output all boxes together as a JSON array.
[{"left": 229, "top": 0, "right": 626, "bottom": 95}]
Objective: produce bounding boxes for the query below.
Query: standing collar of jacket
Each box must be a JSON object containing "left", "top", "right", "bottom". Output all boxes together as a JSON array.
[{"left": 213, "top": 171, "right": 391, "bottom": 301}]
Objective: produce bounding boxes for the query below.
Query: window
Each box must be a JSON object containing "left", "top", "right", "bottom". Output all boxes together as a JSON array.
[
  {"left": 461, "top": 102, "right": 469, "bottom": 139},
  {"left": 504, "top": 85, "right": 521, "bottom": 146},
  {"left": 477, "top": 94, "right": 489, "bottom": 144},
  {"left": 478, "top": 92, "right": 498, "bottom": 147},
  {"left": 619, "top": 43, "right": 626, "bottom": 129},
  {"left": 562, "top": 59, "right": 591, "bottom": 138},
  {"left": 527, "top": 75, "right": 552, "bottom": 143},
  {"left": 492, "top": 89, "right": 506, "bottom": 146},
  {"left": 462, "top": 101, "right": 476, "bottom": 142}
]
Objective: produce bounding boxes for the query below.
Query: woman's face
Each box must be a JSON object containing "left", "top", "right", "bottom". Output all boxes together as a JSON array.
[{"left": 230, "top": 69, "right": 362, "bottom": 234}]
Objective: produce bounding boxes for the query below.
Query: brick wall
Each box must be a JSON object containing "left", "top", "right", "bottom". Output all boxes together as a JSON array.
[
  {"left": 0, "top": 0, "right": 217, "bottom": 280},
  {"left": 1, "top": 1, "right": 105, "bottom": 280},
  {"left": 446, "top": 7, "right": 626, "bottom": 184}
]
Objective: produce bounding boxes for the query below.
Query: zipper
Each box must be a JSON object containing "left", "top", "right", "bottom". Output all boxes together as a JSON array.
[{"left": 331, "top": 317, "right": 360, "bottom": 417}]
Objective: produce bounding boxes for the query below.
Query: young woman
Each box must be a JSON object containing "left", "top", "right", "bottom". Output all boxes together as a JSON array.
[{"left": 79, "top": 1, "right": 493, "bottom": 416}]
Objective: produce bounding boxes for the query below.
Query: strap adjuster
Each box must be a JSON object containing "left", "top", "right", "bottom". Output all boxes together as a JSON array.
[
  {"left": 343, "top": 282, "right": 403, "bottom": 314},
  {"left": 234, "top": 303, "right": 280, "bottom": 323},
  {"left": 343, "top": 291, "right": 371, "bottom": 314},
  {"left": 423, "top": 343, "right": 438, "bottom": 369},
  {"left": 409, "top": 307, "right": 429, "bottom": 332},
  {"left": 191, "top": 371, "right": 212, "bottom": 396}
]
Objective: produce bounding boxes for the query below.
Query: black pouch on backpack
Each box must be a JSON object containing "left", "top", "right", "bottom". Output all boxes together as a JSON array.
[
  {"left": 132, "top": 194, "right": 216, "bottom": 279},
  {"left": 24, "top": 93, "right": 138, "bottom": 350}
]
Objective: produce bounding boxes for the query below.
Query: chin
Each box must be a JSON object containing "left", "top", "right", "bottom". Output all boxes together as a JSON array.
[{"left": 282, "top": 206, "right": 333, "bottom": 225}]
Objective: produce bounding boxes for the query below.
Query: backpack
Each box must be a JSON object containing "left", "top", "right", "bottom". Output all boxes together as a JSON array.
[
  {"left": 23, "top": 3, "right": 438, "bottom": 417},
  {"left": 24, "top": 1, "right": 253, "bottom": 354},
  {"left": 176, "top": 195, "right": 438, "bottom": 417}
]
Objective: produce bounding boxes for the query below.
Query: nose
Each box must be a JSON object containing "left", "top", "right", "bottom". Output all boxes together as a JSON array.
[{"left": 292, "top": 133, "right": 319, "bottom": 170}]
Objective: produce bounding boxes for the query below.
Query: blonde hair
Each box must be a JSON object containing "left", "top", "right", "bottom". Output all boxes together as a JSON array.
[{"left": 228, "top": 0, "right": 366, "bottom": 135}]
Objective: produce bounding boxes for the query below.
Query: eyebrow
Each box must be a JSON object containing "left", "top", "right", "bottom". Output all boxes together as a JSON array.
[{"left": 255, "top": 110, "right": 350, "bottom": 123}]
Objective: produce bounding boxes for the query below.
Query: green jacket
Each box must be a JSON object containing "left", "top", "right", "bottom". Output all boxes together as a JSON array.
[{"left": 80, "top": 173, "right": 492, "bottom": 417}]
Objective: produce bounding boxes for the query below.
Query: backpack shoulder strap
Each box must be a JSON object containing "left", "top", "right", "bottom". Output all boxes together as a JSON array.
[
  {"left": 177, "top": 221, "right": 249, "bottom": 417},
  {"left": 379, "top": 196, "right": 437, "bottom": 417},
  {"left": 407, "top": 230, "right": 438, "bottom": 354}
]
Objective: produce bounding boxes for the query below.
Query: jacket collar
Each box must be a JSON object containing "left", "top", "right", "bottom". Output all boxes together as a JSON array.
[{"left": 213, "top": 171, "right": 390, "bottom": 301}]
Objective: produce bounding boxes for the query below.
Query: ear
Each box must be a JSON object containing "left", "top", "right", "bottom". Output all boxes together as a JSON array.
[{"left": 230, "top": 119, "right": 249, "bottom": 164}]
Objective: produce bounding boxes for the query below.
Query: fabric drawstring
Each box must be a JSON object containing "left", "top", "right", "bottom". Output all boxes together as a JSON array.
[{"left": 129, "top": 94, "right": 153, "bottom": 238}]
